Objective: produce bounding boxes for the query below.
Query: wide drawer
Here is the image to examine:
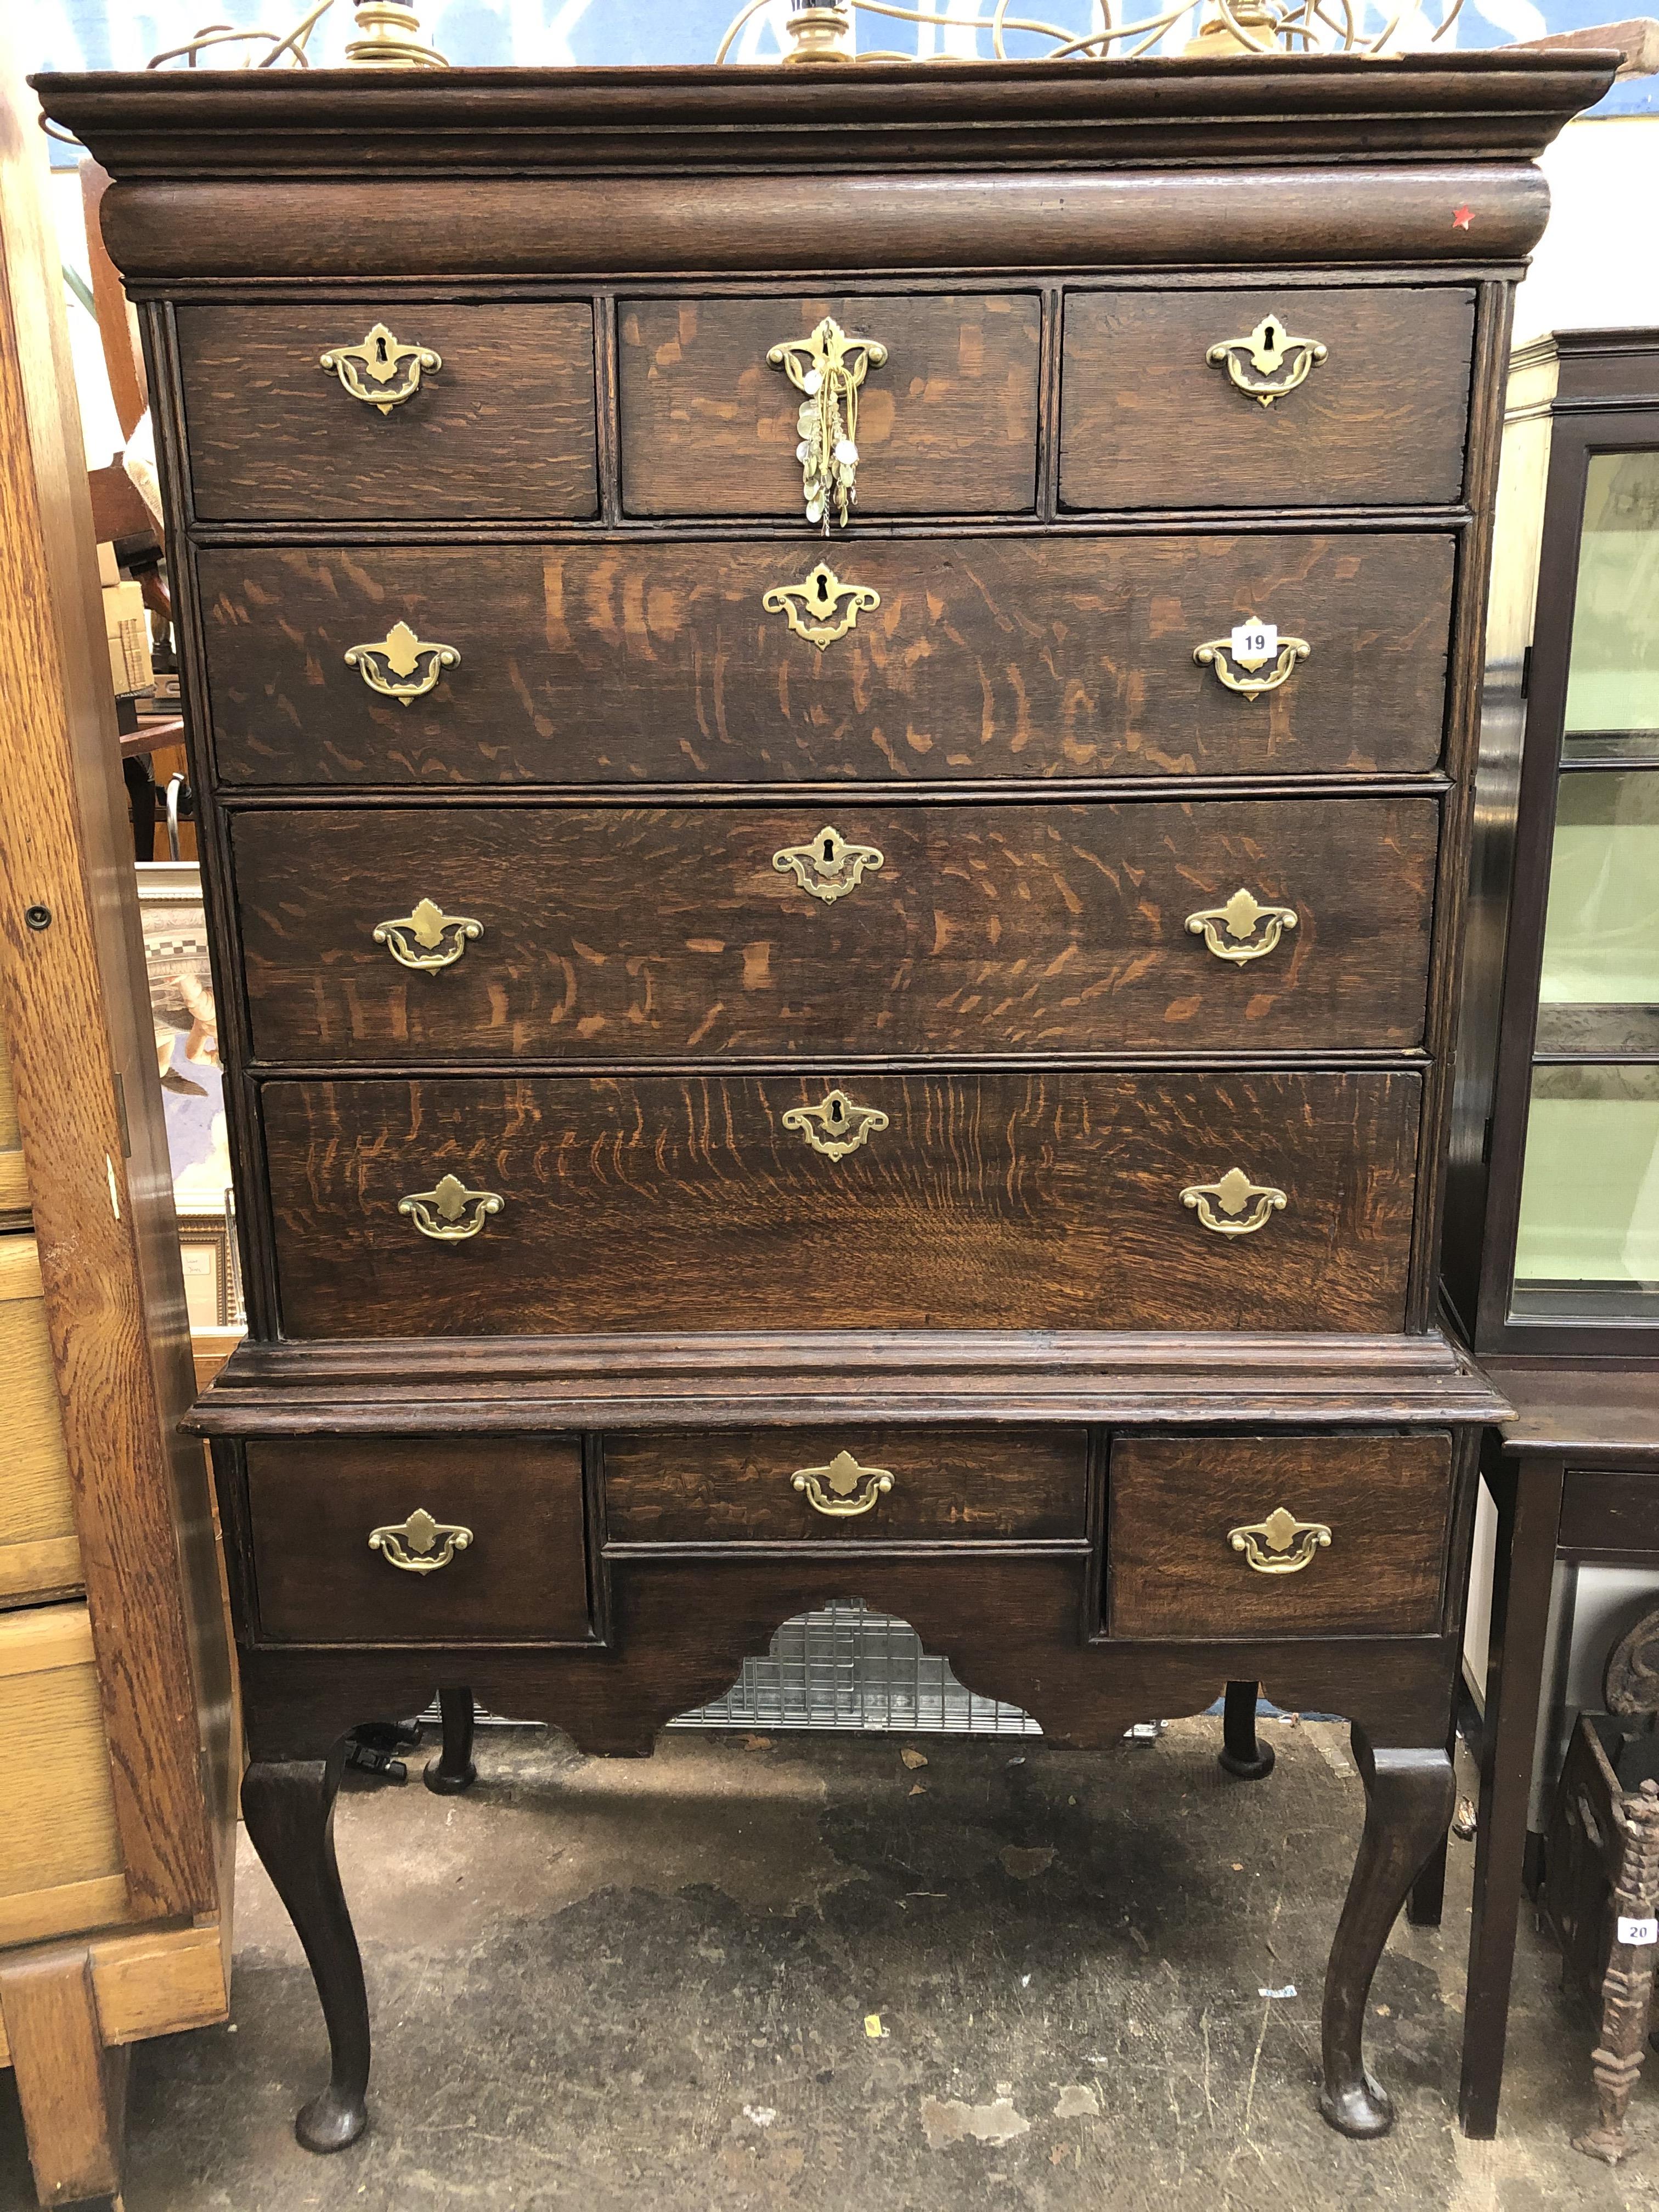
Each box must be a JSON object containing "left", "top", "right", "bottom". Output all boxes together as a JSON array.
[
  {"left": 617, "top": 293, "right": 1040, "bottom": 518},
  {"left": 245, "top": 1437, "right": 590, "bottom": 1644},
  {"left": 233, "top": 796, "right": 1438, "bottom": 1061},
  {"left": 1108, "top": 1431, "right": 1453, "bottom": 1639},
  {"left": 177, "top": 303, "right": 599, "bottom": 521},
  {"left": 1059, "top": 287, "right": 1475, "bottom": 512},
  {"left": 0, "top": 1606, "right": 130, "bottom": 1948},
  {"left": 604, "top": 1427, "right": 1087, "bottom": 1543},
  {"left": 198, "top": 532, "right": 1454, "bottom": 787},
  {"left": 261, "top": 1069, "right": 1421, "bottom": 1338}
]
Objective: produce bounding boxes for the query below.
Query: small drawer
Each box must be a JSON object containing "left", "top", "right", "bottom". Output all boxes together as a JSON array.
[
  {"left": 617, "top": 294, "right": 1039, "bottom": 518},
  {"left": 261, "top": 1068, "right": 1421, "bottom": 1340},
  {"left": 0, "top": 1239, "right": 83, "bottom": 1610},
  {"left": 178, "top": 303, "right": 599, "bottom": 521},
  {"left": 1107, "top": 1431, "right": 1453, "bottom": 1640},
  {"left": 604, "top": 1427, "right": 1087, "bottom": 1544},
  {"left": 199, "top": 530, "right": 1453, "bottom": 788},
  {"left": 0, "top": 1025, "right": 27, "bottom": 1227},
  {"left": 1558, "top": 1470, "right": 1659, "bottom": 1558},
  {"left": 1059, "top": 287, "right": 1475, "bottom": 512},
  {"left": 245, "top": 1437, "right": 590, "bottom": 1644},
  {"left": 233, "top": 795, "right": 1438, "bottom": 1063}
]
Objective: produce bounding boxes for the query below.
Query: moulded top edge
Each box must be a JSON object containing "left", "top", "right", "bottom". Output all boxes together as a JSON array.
[{"left": 33, "top": 50, "right": 1618, "bottom": 179}]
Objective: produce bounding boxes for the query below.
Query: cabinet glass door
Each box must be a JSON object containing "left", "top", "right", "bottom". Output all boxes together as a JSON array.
[{"left": 1513, "top": 448, "right": 1659, "bottom": 1321}]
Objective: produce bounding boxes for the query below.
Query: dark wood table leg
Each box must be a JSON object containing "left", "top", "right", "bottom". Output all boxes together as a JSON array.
[
  {"left": 1407, "top": 1832, "right": 1448, "bottom": 1927},
  {"left": 241, "top": 1744, "right": 370, "bottom": 2154},
  {"left": 1319, "top": 1729, "right": 1455, "bottom": 2137},
  {"left": 424, "top": 1685, "right": 478, "bottom": 1796},
  {"left": 1218, "top": 1678, "right": 1275, "bottom": 1780},
  {"left": 1459, "top": 1451, "right": 1566, "bottom": 2138},
  {"left": 1407, "top": 1706, "right": 1460, "bottom": 1929}
]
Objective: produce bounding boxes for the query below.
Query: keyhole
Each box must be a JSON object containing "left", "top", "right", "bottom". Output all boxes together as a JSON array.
[
  {"left": 822, "top": 836, "right": 836, "bottom": 864},
  {"left": 375, "top": 334, "right": 389, "bottom": 364},
  {"left": 828, "top": 1098, "right": 845, "bottom": 1127}
]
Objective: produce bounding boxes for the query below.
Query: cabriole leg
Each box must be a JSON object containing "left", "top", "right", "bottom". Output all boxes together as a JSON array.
[
  {"left": 424, "top": 1685, "right": 478, "bottom": 1796},
  {"left": 1319, "top": 1731, "right": 1454, "bottom": 2138},
  {"left": 241, "top": 1746, "right": 369, "bottom": 2153},
  {"left": 1218, "top": 1678, "right": 1275, "bottom": 1781}
]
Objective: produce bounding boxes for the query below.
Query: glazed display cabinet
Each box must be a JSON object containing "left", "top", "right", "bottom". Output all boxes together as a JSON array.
[{"left": 1448, "top": 329, "right": 1659, "bottom": 2136}]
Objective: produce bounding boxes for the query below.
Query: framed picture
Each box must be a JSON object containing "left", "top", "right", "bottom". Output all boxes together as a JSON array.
[{"left": 176, "top": 1208, "right": 240, "bottom": 1330}]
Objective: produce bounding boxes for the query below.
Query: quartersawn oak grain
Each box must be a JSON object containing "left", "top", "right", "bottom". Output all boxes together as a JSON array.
[
  {"left": 261, "top": 1069, "right": 1423, "bottom": 1339},
  {"left": 178, "top": 302, "right": 599, "bottom": 522},
  {"left": 1059, "top": 287, "right": 1476, "bottom": 511},
  {"left": 617, "top": 294, "right": 1039, "bottom": 517},
  {"left": 603, "top": 1425, "right": 1087, "bottom": 1542},
  {"left": 198, "top": 533, "right": 1455, "bottom": 786},
  {"left": 245, "top": 1437, "right": 590, "bottom": 1644},
  {"left": 1108, "top": 1430, "right": 1454, "bottom": 1638},
  {"left": 231, "top": 795, "right": 1440, "bottom": 1060}
]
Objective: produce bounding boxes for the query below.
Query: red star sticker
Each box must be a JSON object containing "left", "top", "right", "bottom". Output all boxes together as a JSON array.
[{"left": 1452, "top": 205, "right": 1473, "bottom": 229}]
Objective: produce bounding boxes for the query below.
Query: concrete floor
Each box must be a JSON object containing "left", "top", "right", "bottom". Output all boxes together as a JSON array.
[{"left": 1, "top": 1715, "right": 1655, "bottom": 2211}]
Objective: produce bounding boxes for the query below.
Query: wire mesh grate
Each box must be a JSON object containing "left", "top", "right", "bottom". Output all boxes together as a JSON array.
[{"left": 667, "top": 1599, "right": 1043, "bottom": 1736}]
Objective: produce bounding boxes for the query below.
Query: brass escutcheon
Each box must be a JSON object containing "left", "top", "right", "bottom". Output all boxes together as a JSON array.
[
  {"left": 1186, "top": 887, "right": 1299, "bottom": 966},
  {"left": 399, "top": 1172, "right": 503, "bottom": 1243},
  {"left": 1228, "top": 1505, "right": 1333, "bottom": 1576},
  {"left": 781, "top": 1088, "right": 889, "bottom": 1162},
  {"left": 374, "top": 897, "right": 483, "bottom": 974},
  {"left": 320, "top": 321, "right": 442, "bottom": 412},
  {"left": 792, "top": 1449, "right": 895, "bottom": 1519},
  {"left": 773, "top": 825, "right": 885, "bottom": 905},
  {"left": 762, "top": 562, "right": 881, "bottom": 650},
  {"left": 1205, "top": 313, "right": 1327, "bottom": 407},
  {"left": 1181, "top": 1165, "right": 1288, "bottom": 1237},
  {"left": 1193, "top": 630, "right": 1312, "bottom": 700},
  {"left": 768, "top": 316, "right": 888, "bottom": 533},
  {"left": 345, "top": 620, "right": 461, "bottom": 705},
  {"left": 368, "top": 1506, "right": 474, "bottom": 1574}
]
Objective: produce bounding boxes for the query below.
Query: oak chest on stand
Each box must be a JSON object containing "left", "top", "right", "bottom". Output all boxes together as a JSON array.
[{"left": 38, "top": 46, "right": 1615, "bottom": 2154}]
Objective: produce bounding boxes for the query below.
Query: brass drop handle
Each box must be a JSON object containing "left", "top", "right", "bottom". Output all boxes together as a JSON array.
[
  {"left": 345, "top": 621, "right": 460, "bottom": 705},
  {"left": 769, "top": 315, "right": 888, "bottom": 532},
  {"left": 781, "top": 1088, "right": 889, "bottom": 1161},
  {"left": 792, "top": 1450, "right": 894, "bottom": 1519},
  {"left": 320, "top": 321, "right": 441, "bottom": 412},
  {"left": 369, "top": 1507, "right": 473, "bottom": 1575},
  {"left": 1205, "top": 313, "right": 1327, "bottom": 407},
  {"left": 1186, "top": 888, "right": 1299, "bottom": 965},
  {"left": 1181, "top": 1166, "right": 1287, "bottom": 1237},
  {"left": 1228, "top": 1505, "right": 1332, "bottom": 1576},
  {"left": 399, "top": 1173, "right": 503, "bottom": 1243},
  {"left": 773, "top": 826, "right": 885, "bottom": 905},
  {"left": 375, "top": 898, "right": 483, "bottom": 974},
  {"left": 1193, "top": 625, "right": 1311, "bottom": 701}
]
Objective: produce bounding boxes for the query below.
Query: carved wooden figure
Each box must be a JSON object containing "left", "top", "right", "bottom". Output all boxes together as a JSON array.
[
  {"left": 35, "top": 46, "right": 1616, "bottom": 2158},
  {"left": 1576, "top": 1775, "right": 1659, "bottom": 2163}
]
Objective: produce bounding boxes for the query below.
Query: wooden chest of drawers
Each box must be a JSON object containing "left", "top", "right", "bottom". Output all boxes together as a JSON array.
[{"left": 40, "top": 44, "right": 1615, "bottom": 2159}]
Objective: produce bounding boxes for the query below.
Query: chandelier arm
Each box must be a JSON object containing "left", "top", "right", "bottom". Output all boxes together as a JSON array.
[
  {"left": 257, "top": 0, "right": 335, "bottom": 64},
  {"left": 146, "top": 26, "right": 279, "bottom": 67},
  {"left": 714, "top": 0, "right": 785, "bottom": 64}
]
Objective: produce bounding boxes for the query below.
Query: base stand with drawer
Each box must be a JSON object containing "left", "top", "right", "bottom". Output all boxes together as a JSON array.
[{"left": 37, "top": 47, "right": 1615, "bottom": 2156}]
